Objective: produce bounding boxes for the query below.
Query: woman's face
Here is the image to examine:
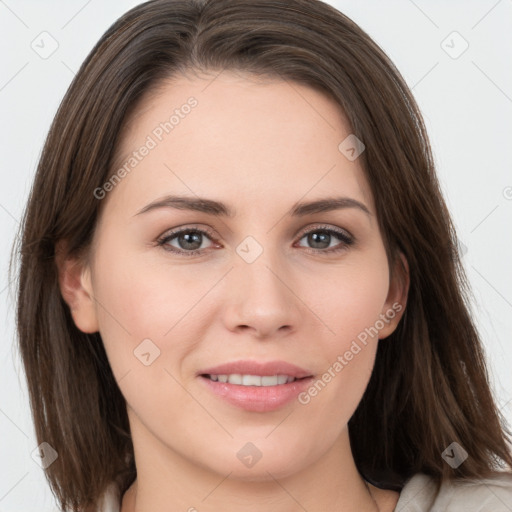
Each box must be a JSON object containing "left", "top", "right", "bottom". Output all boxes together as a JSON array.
[{"left": 69, "top": 70, "right": 407, "bottom": 480}]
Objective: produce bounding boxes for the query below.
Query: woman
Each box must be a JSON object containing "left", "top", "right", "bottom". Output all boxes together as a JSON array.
[{"left": 14, "top": 0, "right": 512, "bottom": 510}]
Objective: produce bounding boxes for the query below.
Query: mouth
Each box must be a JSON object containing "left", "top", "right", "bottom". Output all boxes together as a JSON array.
[
  {"left": 200, "top": 374, "right": 307, "bottom": 386},
  {"left": 197, "top": 360, "right": 315, "bottom": 412}
]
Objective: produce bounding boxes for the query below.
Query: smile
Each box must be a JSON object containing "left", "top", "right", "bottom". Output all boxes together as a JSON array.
[{"left": 205, "top": 374, "right": 298, "bottom": 386}]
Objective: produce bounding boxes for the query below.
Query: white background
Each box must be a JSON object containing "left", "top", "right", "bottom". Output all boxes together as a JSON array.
[{"left": 1, "top": 1, "right": 511, "bottom": 510}]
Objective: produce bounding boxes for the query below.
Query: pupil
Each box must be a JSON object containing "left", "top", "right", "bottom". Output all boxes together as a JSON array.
[
  {"left": 309, "top": 231, "right": 330, "bottom": 249},
  {"left": 180, "top": 232, "right": 201, "bottom": 250}
]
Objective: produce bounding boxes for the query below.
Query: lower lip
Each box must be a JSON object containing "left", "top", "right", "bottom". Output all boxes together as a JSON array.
[{"left": 199, "top": 376, "right": 314, "bottom": 412}]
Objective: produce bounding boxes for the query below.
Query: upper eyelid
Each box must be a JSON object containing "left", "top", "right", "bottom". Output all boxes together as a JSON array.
[{"left": 295, "top": 224, "right": 352, "bottom": 239}]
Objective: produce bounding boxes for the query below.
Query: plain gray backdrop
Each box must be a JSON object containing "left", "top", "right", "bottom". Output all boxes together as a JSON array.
[{"left": 1, "top": 1, "right": 511, "bottom": 510}]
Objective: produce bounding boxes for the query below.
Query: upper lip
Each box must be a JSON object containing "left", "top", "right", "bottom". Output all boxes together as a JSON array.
[{"left": 198, "top": 360, "right": 313, "bottom": 379}]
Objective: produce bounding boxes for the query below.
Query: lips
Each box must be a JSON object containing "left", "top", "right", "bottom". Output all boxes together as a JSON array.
[{"left": 197, "top": 360, "right": 315, "bottom": 412}]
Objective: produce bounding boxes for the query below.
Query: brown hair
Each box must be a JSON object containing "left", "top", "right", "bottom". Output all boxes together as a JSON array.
[{"left": 13, "top": 0, "right": 512, "bottom": 510}]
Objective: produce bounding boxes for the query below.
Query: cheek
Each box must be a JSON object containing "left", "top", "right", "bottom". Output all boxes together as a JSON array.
[
  {"left": 92, "top": 256, "right": 207, "bottom": 432},
  {"left": 299, "top": 254, "right": 389, "bottom": 416},
  {"left": 311, "top": 255, "right": 390, "bottom": 347},
  {"left": 90, "top": 242, "right": 205, "bottom": 381}
]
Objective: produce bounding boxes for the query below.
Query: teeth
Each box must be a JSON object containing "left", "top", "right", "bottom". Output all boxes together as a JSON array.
[
  {"left": 229, "top": 374, "right": 243, "bottom": 385},
  {"left": 207, "top": 374, "right": 297, "bottom": 386},
  {"left": 242, "top": 374, "right": 261, "bottom": 386}
]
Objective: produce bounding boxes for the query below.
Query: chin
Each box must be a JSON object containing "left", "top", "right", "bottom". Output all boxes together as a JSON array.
[
  {"left": 200, "top": 439, "right": 313, "bottom": 482},
  {"left": 215, "top": 460, "right": 305, "bottom": 482}
]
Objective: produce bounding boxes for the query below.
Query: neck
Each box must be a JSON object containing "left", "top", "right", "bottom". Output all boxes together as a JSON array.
[{"left": 122, "top": 420, "right": 383, "bottom": 512}]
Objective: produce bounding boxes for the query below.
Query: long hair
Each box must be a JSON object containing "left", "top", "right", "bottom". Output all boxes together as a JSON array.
[{"left": 13, "top": 0, "right": 512, "bottom": 509}]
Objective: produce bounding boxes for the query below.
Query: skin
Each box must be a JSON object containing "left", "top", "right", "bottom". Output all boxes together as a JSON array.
[{"left": 58, "top": 70, "right": 409, "bottom": 512}]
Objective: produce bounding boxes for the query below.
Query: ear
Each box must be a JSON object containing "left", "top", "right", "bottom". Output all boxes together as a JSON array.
[
  {"left": 378, "top": 252, "right": 409, "bottom": 340},
  {"left": 55, "top": 241, "right": 99, "bottom": 333}
]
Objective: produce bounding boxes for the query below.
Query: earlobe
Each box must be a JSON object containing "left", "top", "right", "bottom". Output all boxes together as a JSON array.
[
  {"left": 55, "top": 241, "right": 99, "bottom": 333},
  {"left": 379, "top": 252, "right": 409, "bottom": 340}
]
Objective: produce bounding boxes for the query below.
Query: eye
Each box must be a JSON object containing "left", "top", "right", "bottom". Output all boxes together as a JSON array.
[
  {"left": 295, "top": 225, "right": 354, "bottom": 254},
  {"left": 156, "top": 224, "right": 354, "bottom": 257},
  {"left": 157, "top": 226, "right": 218, "bottom": 256}
]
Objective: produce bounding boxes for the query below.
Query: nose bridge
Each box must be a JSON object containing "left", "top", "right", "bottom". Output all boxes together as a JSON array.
[
  {"left": 236, "top": 235, "right": 289, "bottom": 303},
  {"left": 224, "top": 233, "right": 301, "bottom": 336}
]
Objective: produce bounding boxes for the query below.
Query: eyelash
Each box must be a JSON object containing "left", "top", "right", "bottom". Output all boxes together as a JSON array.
[{"left": 156, "top": 224, "right": 354, "bottom": 257}]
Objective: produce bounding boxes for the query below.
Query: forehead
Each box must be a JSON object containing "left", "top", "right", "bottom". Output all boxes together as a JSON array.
[{"left": 107, "top": 70, "right": 375, "bottom": 217}]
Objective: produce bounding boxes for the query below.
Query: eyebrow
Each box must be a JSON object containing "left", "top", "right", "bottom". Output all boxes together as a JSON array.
[{"left": 134, "top": 195, "right": 371, "bottom": 218}]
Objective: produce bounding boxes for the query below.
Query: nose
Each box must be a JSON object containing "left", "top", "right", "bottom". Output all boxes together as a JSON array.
[{"left": 222, "top": 252, "right": 303, "bottom": 340}]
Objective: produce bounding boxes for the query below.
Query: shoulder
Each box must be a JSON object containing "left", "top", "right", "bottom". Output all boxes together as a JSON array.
[
  {"left": 395, "top": 471, "right": 512, "bottom": 512},
  {"left": 95, "top": 482, "right": 122, "bottom": 512}
]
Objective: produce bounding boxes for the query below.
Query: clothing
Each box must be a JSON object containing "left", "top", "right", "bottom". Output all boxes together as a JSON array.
[
  {"left": 97, "top": 471, "right": 512, "bottom": 511},
  {"left": 393, "top": 472, "right": 512, "bottom": 511}
]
